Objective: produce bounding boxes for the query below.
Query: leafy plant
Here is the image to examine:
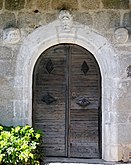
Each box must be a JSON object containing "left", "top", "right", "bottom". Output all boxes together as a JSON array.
[{"left": 0, "top": 125, "right": 44, "bottom": 165}]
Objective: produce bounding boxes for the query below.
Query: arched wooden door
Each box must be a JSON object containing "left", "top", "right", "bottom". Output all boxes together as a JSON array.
[{"left": 33, "top": 44, "right": 101, "bottom": 159}]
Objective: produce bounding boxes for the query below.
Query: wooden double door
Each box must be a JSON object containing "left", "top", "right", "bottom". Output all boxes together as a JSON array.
[{"left": 33, "top": 44, "right": 101, "bottom": 159}]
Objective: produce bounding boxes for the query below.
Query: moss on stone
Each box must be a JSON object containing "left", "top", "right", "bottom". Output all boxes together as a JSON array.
[
  {"left": 80, "top": 0, "right": 100, "bottom": 10},
  {"left": 102, "top": 0, "right": 129, "bottom": 9},
  {"left": 51, "top": 0, "right": 78, "bottom": 10},
  {"left": 37, "top": 0, "right": 51, "bottom": 10},
  {"left": 5, "top": 0, "right": 25, "bottom": 10},
  {"left": 25, "top": 0, "right": 36, "bottom": 10},
  {"left": 0, "top": 0, "right": 3, "bottom": 10}
]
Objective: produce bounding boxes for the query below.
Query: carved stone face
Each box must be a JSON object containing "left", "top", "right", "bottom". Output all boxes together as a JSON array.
[
  {"left": 59, "top": 10, "right": 73, "bottom": 32},
  {"left": 114, "top": 28, "right": 128, "bottom": 43},
  {"left": 3, "top": 28, "right": 20, "bottom": 44}
]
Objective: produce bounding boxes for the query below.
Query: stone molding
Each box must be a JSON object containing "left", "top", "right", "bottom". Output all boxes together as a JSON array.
[{"left": 15, "top": 20, "right": 119, "bottom": 161}]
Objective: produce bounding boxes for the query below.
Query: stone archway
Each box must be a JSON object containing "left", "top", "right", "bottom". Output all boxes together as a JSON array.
[{"left": 15, "top": 20, "right": 119, "bottom": 161}]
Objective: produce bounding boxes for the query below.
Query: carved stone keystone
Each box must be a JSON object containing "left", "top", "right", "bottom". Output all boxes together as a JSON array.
[{"left": 59, "top": 10, "right": 73, "bottom": 32}]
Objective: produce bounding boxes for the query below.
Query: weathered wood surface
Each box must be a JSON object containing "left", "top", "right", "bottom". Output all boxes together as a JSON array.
[
  {"left": 69, "top": 45, "right": 100, "bottom": 158},
  {"left": 33, "top": 44, "right": 101, "bottom": 158},
  {"left": 33, "top": 45, "right": 67, "bottom": 157}
]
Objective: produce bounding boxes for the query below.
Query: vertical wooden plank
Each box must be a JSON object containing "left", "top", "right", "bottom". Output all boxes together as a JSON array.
[
  {"left": 33, "top": 44, "right": 67, "bottom": 157},
  {"left": 67, "top": 45, "right": 72, "bottom": 158},
  {"left": 69, "top": 45, "right": 101, "bottom": 158},
  {"left": 65, "top": 45, "right": 69, "bottom": 157}
]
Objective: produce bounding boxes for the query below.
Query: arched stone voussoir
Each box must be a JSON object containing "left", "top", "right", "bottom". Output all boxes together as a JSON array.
[{"left": 16, "top": 20, "right": 118, "bottom": 79}]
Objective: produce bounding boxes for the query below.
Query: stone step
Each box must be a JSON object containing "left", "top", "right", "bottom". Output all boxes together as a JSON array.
[
  {"left": 41, "top": 158, "right": 131, "bottom": 165},
  {"left": 42, "top": 163, "right": 131, "bottom": 165},
  {"left": 48, "top": 164, "right": 131, "bottom": 165}
]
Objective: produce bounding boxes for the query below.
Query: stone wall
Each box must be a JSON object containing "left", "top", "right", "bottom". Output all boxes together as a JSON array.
[{"left": 0, "top": 0, "right": 131, "bottom": 162}]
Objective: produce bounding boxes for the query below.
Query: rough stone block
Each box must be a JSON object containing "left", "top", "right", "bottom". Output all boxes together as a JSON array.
[
  {"left": 118, "top": 124, "right": 131, "bottom": 143},
  {"left": 0, "top": 13, "right": 16, "bottom": 29},
  {"left": 116, "top": 97, "right": 131, "bottom": 112},
  {"left": 0, "top": 82, "right": 15, "bottom": 100},
  {"left": 73, "top": 12, "right": 93, "bottom": 27},
  {"left": 5, "top": 0, "right": 25, "bottom": 10},
  {"left": 102, "top": 0, "right": 129, "bottom": 9},
  {"left": 80, "top": 0, "right": 100, "bottom": 10},
  {"left": 14, "top": 100, "right": 23, "bottom": 118},
  {"left": 0, "top": 47, "right": 12, "bottom": 60},
  {"left": 123, "top": 12, "right": 131, "bottom": 27},
  {"left": 25, "top": 0, "right": 36, "bottom": 10},
  {"left": 14, "top": 100, "right": 28, "bottom": 126},
  {"left": 14, "top": 118, "right": 24, "bottom": 126},
  {"left": 119, "top": 55, "right": 131, "bottom": 79},
  {"left": 0, "top": 0, "right": 3, "bottom": 10},
  {"left": 0, "top": 101, "right": 14, "bottom": 126},
  {"left": 105, "top": 32, "right": 115, "bottom": 44},
  {"left": 93, "top": 11, "right": 120, "bottom": 31},
  {"left": 110, "top": 112, "right": 130, "bottom": 124},
  {"left": 18, "top": 12, "right": 41, "bottom": 28},
  {"left": 14, "top": 100, "right": 28, "bottom": 118},
  {"left": 51, "top": 0, "right": 78, "bottom": 10},
  {"left": 37, "top": 0, "right": 51, "bottom": 10},
  {"left": 24, "top": 119, "right": 30, "bottom": 125},
  {"left": 46, "top": 13, "right": 57, "bottom": 24},
  {"left": 0, "top": 60, "right": 15, "bottom": 76},
  {"left": 12, "top": 45, "right": 21, "bottom": 60},
  {"left": 116, "top": 45, "right": 131, "bottom": 53}
]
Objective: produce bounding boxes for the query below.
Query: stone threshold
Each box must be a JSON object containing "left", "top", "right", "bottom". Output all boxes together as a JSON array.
[{"left": 41, "top": 157, "right": 131, "bottom": 165}]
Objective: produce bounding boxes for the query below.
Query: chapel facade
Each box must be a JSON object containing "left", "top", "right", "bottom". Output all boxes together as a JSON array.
[{"left": 0, "top": 0, "right": 131, "bottom": 163}]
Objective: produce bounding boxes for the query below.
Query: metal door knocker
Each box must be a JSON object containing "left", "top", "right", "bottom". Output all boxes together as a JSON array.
[{"left": 75, "top": 96, "right": 90, "bottom": 107}]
